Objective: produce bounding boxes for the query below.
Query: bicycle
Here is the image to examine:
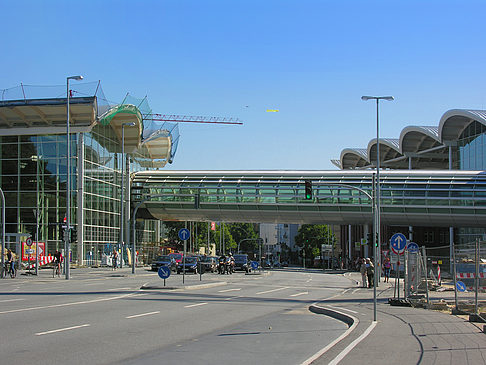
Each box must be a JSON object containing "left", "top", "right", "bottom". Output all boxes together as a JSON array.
[
  {"left": 53, "top": 261, "right": 61, "bottom": 278},
  {"left": 5, "top": 262, "right": 16, "bottom": 278}
]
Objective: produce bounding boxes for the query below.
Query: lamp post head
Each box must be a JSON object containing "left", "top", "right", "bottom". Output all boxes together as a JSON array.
[
  {"left": 361, "top": 95, "right": 394, "bottom": 101},
  {"left": 67, "top": 75, "right": 83, "bottom": 81}
]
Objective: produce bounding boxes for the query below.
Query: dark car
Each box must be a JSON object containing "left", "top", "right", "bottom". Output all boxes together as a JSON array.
[
  {"left": 199, "top": 256, "right": 218, "bottom": 273},
  {"left": 177, "top": 256, "right": 200, "bottom": 274},
  {"left": 151, "top": 255, "right": 177, "bottom": 272},
  {"left": 233, "top": 254, "right": 251, "bottom": 273}
]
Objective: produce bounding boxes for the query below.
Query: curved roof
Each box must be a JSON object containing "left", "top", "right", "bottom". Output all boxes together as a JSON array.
[
  {"left": 439, "top": 109, "right": 486, "bottom": 141},
  {"left": 340, "top": 148, "right": 369, "bottom": 169},
  {"left": 399, "top": 126, "right": 440, "bottom": 153},
  {"left": 367, "top": 138, "right": 402, "bottom": 162}
]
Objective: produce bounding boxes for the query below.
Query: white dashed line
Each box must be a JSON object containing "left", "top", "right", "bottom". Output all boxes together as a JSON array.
[
  {"left": 218, "top": 288, "right": 241, "bottom": 293},
  {"left": 256, "top": 287, "right": 289, "bottom": 295},
  {"left": 0, "top": 298, "right": 25, "bottom": 303},
  {"left": 36, "top": 324, "right": 90, "bottom": 336},
  {"left": 126, "top": 311, "right": 160, "bottom": 319},
  {"left": 184, "top": 302, "right": 208, "bottom": 308},
  {"left": 290, "top": 292, "right": 308, "bottom": 297}
]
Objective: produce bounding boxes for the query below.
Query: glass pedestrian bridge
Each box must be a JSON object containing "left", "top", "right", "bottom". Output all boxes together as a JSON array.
[{"left": 131, "top": 170, "right": 486, "bottom": 227}]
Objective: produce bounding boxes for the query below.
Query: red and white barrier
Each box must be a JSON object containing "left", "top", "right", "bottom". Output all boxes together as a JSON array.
[
  {"left": 26, "top": 255, "right": 54, "bottom": 269},
  {"left": 456, "top": 272, "right": 486, "bottom": 279}
]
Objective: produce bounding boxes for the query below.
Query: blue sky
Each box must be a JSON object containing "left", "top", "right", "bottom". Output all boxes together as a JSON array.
[{"left": 2, "top": 0, "right": 485, "bottom": 170}]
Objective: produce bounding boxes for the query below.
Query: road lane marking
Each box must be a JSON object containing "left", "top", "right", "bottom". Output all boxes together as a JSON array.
[
  {"left": 255, "top": 287, "right": 289, "bottom": 295},
  {"left": 328, "top": 321, "right": 377, "bottom": 365},
  {"left": 35, "top": 324, "right": 90, "bottom": 336},
  {"left": 107, "top": 287, "right": 131, "bottom": 291},
  {"left": 184, "top": 302, "right": 208, "bottom": 308},
  {"left": 0, "top": 293, "right": 139, "bottom": 315},
  {"left": 300, "top": 305, "right": 359, "bottom": 365},
  {"left": 352, "top": 288, "right": 360, "bottom": 294},
  {"left": 224, "top": 296, "right": 240, "bottom": 301},
  {"left": 218, "top": 288, "right": 241, "bottom": 293},
  {"left": 126, "top": 311, "right": 160, "bottom": 319},
  {"left": 0, "top": 298, "right": 25, "bottom": 303},
  {"left": 290, "top": 292, "right": 308, "bottom": 297}
]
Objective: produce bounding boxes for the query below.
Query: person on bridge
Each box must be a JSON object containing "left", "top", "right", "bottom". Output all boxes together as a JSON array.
[{"left": 359, "top": 258, "right": 367, "bottom": 288}]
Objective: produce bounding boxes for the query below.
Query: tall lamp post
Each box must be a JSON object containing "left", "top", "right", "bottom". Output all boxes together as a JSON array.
[
  {"left": 361, "top": 95, "right": 394, "bottom": 289},
  {"left": 120, "top": 122, "right": 135, "bottom": 270},
  {"left": 66, "top": 75, "right": 83, "bottom": 280}
]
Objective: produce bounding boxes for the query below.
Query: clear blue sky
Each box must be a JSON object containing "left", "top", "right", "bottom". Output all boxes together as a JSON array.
[{"left": 2, "top": 0, "right": 485, "bottom": 170}]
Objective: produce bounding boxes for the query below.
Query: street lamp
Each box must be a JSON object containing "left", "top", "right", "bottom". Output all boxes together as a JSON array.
[
  {"left": 66, "top": 75, "right": 83, "bottom": 280},
  {"left": 361, "top": 95, "right": 394, "bottom": 290},
  {"left": 120, "top": 122, "right": 135, "bottom": 270}
]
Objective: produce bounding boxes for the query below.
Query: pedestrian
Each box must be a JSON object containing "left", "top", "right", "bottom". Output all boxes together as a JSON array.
[
  {"left": 366, "top": 258, "right": 374, "bottom": 288},
  {"left": 6, "top": 249, "right": 15, "bottom": 278},
  {"left": 359, "top": 258, "right": 367, "bottom": 288},
  {"left": 383, "top": 257, "right": 391, "bottom": 283},
  {"left": 112, "top": 248, "right": 118, "bottom": 270}
]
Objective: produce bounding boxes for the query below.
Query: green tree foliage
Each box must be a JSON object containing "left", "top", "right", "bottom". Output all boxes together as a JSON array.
[
  {"left": 227, "top": 223, "right": 259, "bottom": 253},
  {"left": 295, "top": 224, "right": 336, "bottom": 261}
]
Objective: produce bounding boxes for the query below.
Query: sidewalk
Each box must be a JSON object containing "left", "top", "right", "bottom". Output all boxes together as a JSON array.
[{"left": 311, "top": 272, "right": 486, "bottom": 365}]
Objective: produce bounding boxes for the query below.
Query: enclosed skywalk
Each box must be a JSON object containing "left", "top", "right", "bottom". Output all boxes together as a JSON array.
[{"left": 131, "top": 170, "right": 486, "bottom": 227}]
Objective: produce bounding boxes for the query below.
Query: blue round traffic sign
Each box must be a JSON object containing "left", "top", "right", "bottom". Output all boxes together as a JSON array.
[
  {"left": 178, "top": 228, "right": 190, "bottom": 241},
  {"left": 407, "top": 242, "right": 419, "bottom": 253},
  {"left": 456, "top": 281, "right": 467, "bottom": 292},
  {"left": 390, "top": 233, "right": 407, "bottom": 255},
  {"left": 251, "top": 261, "right": 259, "bottom": 270},
  {"left": 158, "top": 266, "right": 171, "bottom": 279}
]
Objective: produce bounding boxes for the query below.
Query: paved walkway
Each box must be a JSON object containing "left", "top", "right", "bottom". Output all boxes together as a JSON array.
[{"left": 311, "top": 272, "right": 486, "bottom": 365}]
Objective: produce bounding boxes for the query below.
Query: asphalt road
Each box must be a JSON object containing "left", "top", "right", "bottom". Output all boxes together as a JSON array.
[{"left": 0, "top": 268, "right": 353, "bottom": 365}]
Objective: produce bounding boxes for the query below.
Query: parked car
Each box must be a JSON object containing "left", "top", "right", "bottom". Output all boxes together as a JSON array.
[
  {"left": 177, "top": 256, "right": 200, "bottom": 274},
  {"left": 151, "top": 255, "right": 177, "bottom": 272},
  {"left": 233, "top": 254, "right": 251, "bottom": 273}
]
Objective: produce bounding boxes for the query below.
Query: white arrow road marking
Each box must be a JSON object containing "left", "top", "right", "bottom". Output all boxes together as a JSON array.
[
  {"left": 126, "top": 311, "right": 160, "bottom": 319},
  {"left": 36, "top": 324, "right": 90, "bottom": 336}
]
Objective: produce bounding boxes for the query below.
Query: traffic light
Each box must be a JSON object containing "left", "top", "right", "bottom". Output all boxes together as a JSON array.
[
  {"left": 59, "top": 226, "right": 65, "bottom": 241},
  {"left": 304, "top": 180, "right": 312, "bottom": 200},
  {"left": 367, "top": 232, "right": 372, "bottom": 244},
  {"left": 70, "top": 227, "right": 77, "bottom": 242}
]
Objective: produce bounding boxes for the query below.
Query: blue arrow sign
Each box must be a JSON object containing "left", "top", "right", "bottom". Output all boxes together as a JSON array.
[
  {"left": 407, "top": 242, "right": 419, "bottom": 253},
  {"left": 178, "top": 228, "right": 190, "bottom": 241},
  {"left": 456, "top": 281, "right": 467, "bottom": 292},
  {"left": 158, "top": 265, "right": 171, "bottom": 279},
  {"left": 390, "top": 233, "right": 407, "bottom": 255},
  {"left": 251, "top": 261, "right": 259, "bottom": 270}
]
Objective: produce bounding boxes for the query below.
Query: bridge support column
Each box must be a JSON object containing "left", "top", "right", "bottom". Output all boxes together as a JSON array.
[
  {"left": 363, "top": 225, "right": 369, "bottom": 259},
  {"left": 348, "top": 225, "right": 352, "bottom": 267}
]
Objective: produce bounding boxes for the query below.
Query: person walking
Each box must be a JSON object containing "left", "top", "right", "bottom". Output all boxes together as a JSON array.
[
  {"left": 366, "top": 258, "right": 374, "bottom": 288},
  {"left": 112, "top": 248, "right": 118, "bottom": 270},
  {"left": 383, "top": 256, "right": 391, "bottom": 283},
  {"left": 359, "top": 258, "right": 367, "bottom": 288},
  {"left": 6, "top": 249, "right": 15, "bottom": 278}
]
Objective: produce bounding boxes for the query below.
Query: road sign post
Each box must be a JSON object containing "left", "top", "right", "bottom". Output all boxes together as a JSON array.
[
  {"left": 158, "top": 265, "right": 171, "bottom": 287},
  {"left": 179, "top": 227, "right": 190, "bottom": 284}
]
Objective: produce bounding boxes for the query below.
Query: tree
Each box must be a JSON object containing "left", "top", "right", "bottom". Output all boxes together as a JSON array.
[{"left": 295, "top": 224, "right": 335, "bottom": 266}]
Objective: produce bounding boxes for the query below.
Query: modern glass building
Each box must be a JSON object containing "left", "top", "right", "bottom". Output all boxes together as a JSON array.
[
  {"left": 0, "top": 83, "right": 179, "bottom": 266},
  {"left": 333, "top": 108, "right": 486, "bottom": 257}
]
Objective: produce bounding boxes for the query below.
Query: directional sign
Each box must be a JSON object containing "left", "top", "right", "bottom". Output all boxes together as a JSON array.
[
  {"left": 407, "top": 242, "right": 419, "bottom": 253},
  {"left": 390, "top": 233, "right": 407, "bottom": 255},
  {"left": 251, "top": 261, "right": 259, "bottom": 270},
  {"left": 456, "top": 281, "right": 467, "bottom": 292},
  {"left": 26, "top": 237, "right": 33, "bottom": 246},
  {"left": 158, "top": 266, "right": 171, "bottom": 279},
  {"left": 178, "top": 228, "right": 190, "bottom": 241}
]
